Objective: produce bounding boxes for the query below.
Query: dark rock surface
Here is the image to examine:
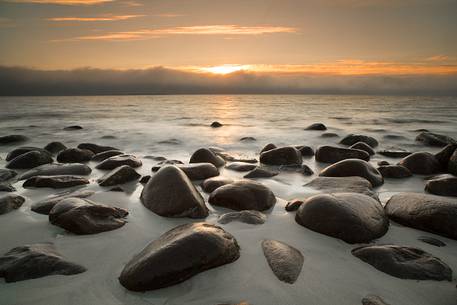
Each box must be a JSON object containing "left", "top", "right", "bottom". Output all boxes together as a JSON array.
[
  {"left": 260, "top": 143, "right": 277, "bottom": 153},
  {"left": 449, "top": 150, "right": 457, "bottom": 175},
  {"left": 218, "top": 210, "right": 266, "bottom": 225},
  {"left": 44, "top": 141, "right": 67, "bottom": 154},
  {"left": 362, "top": 295, "right": 392, "bottom": 305},
  {"left": 305, "top": 123, "right": 327, "bottom": 130},
  {"left": 279, "top": 164, "right": 314, "bottom": 176},
  {"left": 6, "top": 146, "right": 51, "bottom": 161},
  {"left": 96, "top": 154, "right": 142, "bottom": 170},
  {"left": 91, "top": 150, "right": 123, "bottom": 162},
  {"left": 6, "top": 151, "right": 53, "bottom": 169},
  {"left": 435, "top": 144, "right": 457, "bottom": 168},
  {"left": 319, "top": 159, "right": 384, "bottom": 187},
  {"left": 244, "top": 168, "right": 278, "bottom": 179},
  {"left": 297, "top": 145, "right": 314, "bottom": 157},
  {"left": 321, "top": 132, "right": 339, "bottom": 138},
  {"left": 0, "top": 135, "right": 28, "bottom": 145},
  {"left": 77, "top": 143, "right": 118, "bottom": 154},
  {"left": 18, "top": 163, "right": 92, "bottom": 180},
  {"left": 0, "top": 183, "right": 15, "bottom": 192},
  {"left": 63, "top": 125, "right": 83, "bottom": 130},
  {"left": 240, "top": 137, "right": 256, "bottom": 142},
  {"left": 202, "top": 176, "right": 234, "bottom": 193},
  {"left": 139, "top": 175, "right": 151, "bottom": 184},
  {"left": 418, "top": 236, "right": 446, "bottom": 247},
  {"left": 415, "top": 132, "right": 456, "bottom": 147},
  {"left": 210, "top": 121, "right": 223, "bottom": 128},
  {"left": 285, "top": 199, "right": 303, "bottom": 212},
  {"left": 0, "top": 194, "right": 25, "bottom": 215},
  {"left": 0, "top": 169, "right": 17, "bottom": 182},
  {"left": 377, "top": 165, "right": 412, "bottom": 178},
  {"left": 225, "top": 162, "right": 257, "bottom": 172},
  {"left": 23, "top": 175, "right": 89, "bottom": 189},
  {"left": 260, "top": 146, "right": 302, "bottom": 166},
  {"left": 398, "top": 152, "right": 442, "bottom": 175},
  {"left": 340, "top": 134, "right": 378, "bottom": 148},
  {"left": 350, "top": 142, "right": 375, "bottom": 155},
  {"left": 97, "top": 165, "right": 141, "bottom": 187},
  {"left": 190, "top": 148, "right": 225, "bottom": 167},
  {"left": 57, "top": 148, "right": 94, "bottom": 163},
  {"left": 31, "top": 189, "right": 95, "bottom": 215},
  {"left": 178, "top": 163, "right": 219, "bottom": 180},
  {"left": 315, "top": 146, "right": 369, "bottom": 163},
  {"left": 304, "top": 176, "right": 378, "bottom": 199},
  {"left": 378, "top": 150, "right": 412, "bottom": 158},
  {"left": 425, "top": 175, "right": 457, "bottom": 197}
]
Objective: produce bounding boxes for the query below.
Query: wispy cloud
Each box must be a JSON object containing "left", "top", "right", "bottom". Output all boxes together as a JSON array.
[
  {"left": 6, "top": 0, "right": 113, "bottom": 5},
  {"left": 426, "top": 55, "right": 450, "bottom": 62},
  {"left": 153, "top": 13, "right": 185, "bottom": 18},
  {"left": 48, "top": 15, "right": 144, "bottom": 22}
]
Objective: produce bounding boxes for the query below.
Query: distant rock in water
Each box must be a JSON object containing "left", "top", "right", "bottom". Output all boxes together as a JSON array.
[
  {"left": 218, "top": 210, "right": 266, "bottom": 225},
  {"left": 350, "top": 142, "right": 375, "bottom": 155},
  {"left": 23, "top": 175, "right": 90, "bottom": 189},
  {"left": 44, "top": 142, "right": 67, "bottom": 154},
  {"left": 398, "top": 152, "right": 441, "bottom": 175},
  {"left": 260, "top": 146, "right": 302, "bottom": 166},
  {"left": 262, "top": 239, "right": 304, "bottom": 284},
  {"left": 0, "top": 243, "right": 86, "bottom": 282},
  {"left": 190, "top": 148, "right": 225, "bottom": 167},
  {"left": 225, "top": 162, "right": 257, "bottom": 172},
  {"left": 352, "top": 245, "right": 452, "bottom": 281},
  {"left": 63, "top": 125, "right": 83, "bottom": 130},
  {"left": 6, "top": 151, "right": 53, "bottom": 169},
  {"left": 377, "top": 165, "right": 412, "bottom": 178},
  {"left": 415, "top": 131, "right": 456, "bottom": 147},
  {"left": 305, "top": 123, "right": 327, "bottom": 130},
  {"left": 118, "top": 222, "right": 240, "bottom": 291},
  {"left": 418, "top": 236, "right": 446, "bottom": 247},
  {"left": 319, "top": 159, "right": 384, "bottom": 187},
  {"left": 320, "top": 132, "right": 339, "bottom": 138},
  {"left": 31, "top": 189, "right": 95, "bottom": 215},
  {"left": 201, "top": 176, "right": 234, "bottom": 193},
  {"left": 96, "top": 154, "right": 142, "bottom": 170},
  {"left": 315, "top": 145, "right": 370, "bottom": 163},
  {"left": 425, "top": 175, "right": 457, "bottom": 197},
  {"left": 6, "top": 146, "right": 51, "bottom": 161},
  {"left": 91, "top": 150, "right": 123, "bottom": 162},
  {"left": 97, "top": 165, "right": 141, "bottom": 186},
  {"left": 18, "top": 163, "right": 92, "bottom": 180},
  {"left": 210, "top": 121, "right": 223, "bottom": 128},
  {"left": 340, "top": 134, "right": 378, "bottom": 148},
  {"left": 0, "top": 194, "right": 25, "bottom": 215},
  {"left": 0, "top": 134, "right": 28, "bottom": 145},
  {"left": 178, "top": 163, "right": 219, "bottom": 180},
  {"left": 240, "top": 137, "right": 256, "bottom": 142},
  {"left": 377, "top": 150, "right": 411, "bottom": 158},
  {"left": 57, "top": 148, "right": 94, "bottom": 163},
  {"left": 77, "top": 143, "right": 118, "bottom": 154}
]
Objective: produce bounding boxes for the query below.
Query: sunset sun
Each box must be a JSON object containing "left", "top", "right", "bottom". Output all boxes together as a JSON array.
[{"left": 201, "top": 64, "right": 250, "bottom": 74}]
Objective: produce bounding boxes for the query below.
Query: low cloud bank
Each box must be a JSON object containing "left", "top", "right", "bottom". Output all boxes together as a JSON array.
[{"left": 0, "top": 66, "right": 456, "bottom": 96}]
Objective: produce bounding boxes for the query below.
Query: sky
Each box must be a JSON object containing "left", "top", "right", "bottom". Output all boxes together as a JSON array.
[{"left": 0, "top": 0, "right": 456, "bottom": 95}]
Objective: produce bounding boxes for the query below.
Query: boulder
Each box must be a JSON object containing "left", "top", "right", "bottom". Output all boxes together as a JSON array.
[
  {"left": 202, "top": 176, "right": 234, "bottom": 193},
  {"left": 209, "top": 180, "right": 276, "bottom": 211},
  {"left": 0, "top": 135, "right": 28, "bottom": 145},
  {"left": 418, "top": 236, "right": 446, "bottom": 247},
  {"left": 385, "top": 193, "right": 457, "bottom": 240},
  {"left": 315, "top": 146, "right": 370, "bottom": 163},
  {"left": 285, "top": 199, "right": 303, "bottom": 212},
  {"left": 91, "top": 150, "right": 123, "bottom": 162},
  {"left": 225, "top": 162, "right": 257, "bottom": 172},
  {"left": 77, "top": 143, "right": 118, "bottom": 154},
  {"left": 218, "top": 210, "right": 266, "bottom": 225},
  {"left": 0, "top": 183, "right": 15, "bottom": 192},
  {"left": 260, "top": 143, "right": 277, "bottom": 153},
  {"left": 57, "top": 148, "right": 94, "bottom": 163},
  {"left": 378, "top": 150, "right": 412, "bottom": 158},
  {"left": 178, "top": 163, "right": 219, "bottom": 180},
  {"left": 49, "top": 198, "right": 128, "bottom": 234},
  {"left": 97, "top": 165, "right": 141, "bottom": 187},
  {"left": 23, "top": 175, "right": 89, "bottom": 189},
  {"left": 304, "top": 176, "right": 378, "bottom": 199},
  {"left": 63, "top": 125, "right": 82, "bottom": 130},
  {"left": 118, "top": 223, "right": 240, "bottom": 291},
  {"left": 31, "top": 189, "right": 95, "bottom": 215},
  {"left": 244, "top": 168, "right": 278, "bottom": 179},
  {"left": 377, "top": 165, "right": 412, "bottom": 178},
  {"left": 6, "top": 151, "right": 53, "bottom": 169},
  {"left": 415, "top": 132, "right": 456, "bottom": 147},
  {"left": 190, "top": 148, "right": 225, "bottom": 167},
  {"left": 262, "top": 239, "right": 304, "bottom": 284},
  {"left": 0, "top": 194, "right": 25, "bottom": 215},
  {"left": 139, "top": 175, "right": 151, "bottom": 184},
  {"left": 321, "top": 132, "right": 339, "bottom": 138},
  {"left": 96, "top": 154, "right": 142, "bottom": 170},
  {"left": 340, "top": 134, "right": 378, "bottom": 148},
  {"left": 398, "top": 152, "right": 442, "bottom": 175},
  {"left": 279, "top": 164, "right": 313, "bottom": 176},
  {"left": 140, "top": 166, "right": 208, "bottom": 218},
  {"left": 449, "top": 150, "right": 457, "bottom": 175},
  {"left": 295, "top": 193, "right": 388, "bottom": 243},
  {"left": 377, "top": 160, "right": 390, "bottom": 166},
  {"left": 350, "top": 142, "right": 375, "bottom": 155},
  {"left": 305, "top": 123, "right": 326, "bottom": 130},
  {"left": 352, "top": 245, "right": 452, "bottom": 281},
  {"left": 425, "top": 175, "right": 457, "bottom": 197},
  {"left": 0, "top": 243, "right": 86, "bottom": 282},
  {"left": 0, "top": 169, "right": 17, "bottom": 182},
  {"left": 18, "top": 163, "right": 92, "bottom": 180},
  {"left": 6, "top": 146, "right": 51, "bottom": 161},
  {"left": 297, "top": 146, "right": 314, "bottom": 157},
  {"left": 44, "top": 141, "right": 67, "bottom": 154},
  {"left": 210, "top": 121, "right": 223, "bottom": 128},
  {"left": 319, "top": 159, "right": 384, "bottom": 187},
  {"left": 434, "top": 144, "right": 457, "bottom": 168},
  {"left": 260, "top": 147, "right": 302, "bottom": 166}
]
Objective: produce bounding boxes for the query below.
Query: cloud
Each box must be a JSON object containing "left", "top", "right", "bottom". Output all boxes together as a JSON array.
[
  {"left": 6, "top": 0, "right": 113, "bottom": 5},
  {"left": 47, "top": 15, "right": 144, "bottom": 22},
  {"left": 426, "top": 55, "right": 450, "bottom": 62},
  {"left": 0, "top": 65, "right": 456, "bottom": 96}
]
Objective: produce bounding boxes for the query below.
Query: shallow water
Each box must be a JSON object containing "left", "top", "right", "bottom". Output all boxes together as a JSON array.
[{"left": 0, "top": 95, "right": 456, "bottom": 305}]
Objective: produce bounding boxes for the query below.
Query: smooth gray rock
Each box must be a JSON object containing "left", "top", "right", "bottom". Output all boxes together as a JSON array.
[
  {"left": 201, "top": 176, "right": 234, "bottom": 193},
  {"left": 0, "top": 194, "right": 25, "bottom": 215},
  {"left": 0, "top": 169, "right": 17, "bottom": 182},
  {"left": 418, "top": 236, "right": 446, "bottom": 247},
  {"left": 398, "top": 152, "right": 442, "bottom": 175},
  {"left": 377, "top": 165, "right": 412, "bottom": 178},
  {"left": 91, "top": 150, "right": 123, "bottom": 162},
  {"left": 97, "top": 165, "right": 141, "bottom": 187},
  {"left": 304, "top": 176, "right": 379, "bottom": 199},
  {"left": 6, "top": 151, "right": 53, "bottom": 169},
  {"left": 415, "top": 132, "right": 456, "bottom": 147},
  {"left": 23, "top": 175, "right": 89, "bottom": 189},
  {"left": 77, "top": 143, "right": 118, "bottom": 154},
  {"left": 319, "top": 159, "right": 384, "bottom": 187},
  {"left": 6, "top": 146, "right": 51, "bottom": 161},
  {"left": 315, "top": 146, "right": 370, "bottom": 163},
  {"left": 244, "top": 168, "right": 278, "bottom": 179},
  {"left": 190, "top": 148, "right": 225, "bottom": 167},
  {"left": 260, "top": 146, "right": 302, "bottom": 166},
  {"left": 57, "top": 148, "right": 94, "bottom": 163},
  {"left": 63, "top": 125, "right": 82, "bottom": 130},
  {"left": 260, "top": 143, "right": 277, "bottom": 153},
  {"left": 31, "top": 189, "right": 95, "bottom": 215},
  {"left": 178, "top": 163, "right": 219, "bottom": 180},
  {"left": 44, "top": 141, "right": 67, "bottom": 154},
  {"left": 350, "top": 142, "right": 375, "bottom": 155},
  {"left": 425, "top": 175, "right": 457, "bottom": 197},
  {"left": 96, "top": 154, "right": 142, "bottom": 170},
  {"left": 340, "top": 134, "right": 378, "bottom": 148},
  {"left": 225, "top": 162, "right": 257, "bottom": 172},
  {"left": 18, "top": 163, "right": 92, "bottom": 180},
  {"left": 218, "top": 210, "right": 266, "bottom": 225},
  {"left": 0, "top": 183, "right": 15, "bottom": 192}
]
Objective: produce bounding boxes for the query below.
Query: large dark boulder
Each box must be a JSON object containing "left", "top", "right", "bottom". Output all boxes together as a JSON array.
[
  {"left": 31, "top": 189, "right": 95, "bottom": 215},
  {"left": 190, "top": 148, "right": 225, "bottom": 167},
  {"left": 140, "top": 166, "right": 208, "bottom": 218},
  {"left": 260, "top": 146, "right": 302, "bottom": 166},
  {"left": 23, "top": 175, "right": 89, "bottom": 189},
  {"left": 415, "top": 132, "right": 456, "bottom": 147},
  {"left": 44, "top": 141, "right": 67, "bottom": 154},
  {"left": 118, "top": 223, "right": 240, "bottom": 291},
  {"left": 425, "top": 175, "right": 457, "bottom": 197},
  {"left": 261, "top": 239, "right": 304, "bottom": 284},
  {"left": 77, "top": 143, "right": 118, "bottom": 154},
  {"left": 178, "top": 163, "right": 219, "bottom": 180},
  {"left": 315, "top": 146, "right": 369, "bottom": 163},
  {"left": 398, "top": 152, "right": 442, "bottom": 175},
  {"left": 305, "top": 123, "right": 326, "bottom": 130},
  {"left": 18, "top": 163, "right": 92, "bottom": 180},
  {"left": 304, "top": 176, "right": 378, "bottom": 200},
  {"left": 0, "top": 169, "right": 17, "bottom": 182},
  {"left": 295, "top": 193, "right": 388, "bottom": 243},
  {"left": 201, "top": 176, "right": 234, "bottom": 193},
  {"left": 209, "top": 180, "right": 276, "bottom": 211},
  {"left": 296, "top": 145, "right": 314, "bottom": 157},
  {"left": 97, "top": 165, "right": 141, "bottom": 187},
  {"left": 49, "top": 198, "right": 128, "bottom": 234},
  {"left": 218, "top": 210, "right": 266, "bottom": 225},
  {"left": 340, "top": 134, "right": 378, "bottom": 148},
  {"left": 6, "top": 151, "right": 53, "bottom": 169},
  {"left": 377, "top": 165, "right": 412, "bottom": 178},
  {"left": 350, "top": 142, "right": 375, "bottom": 155},
  {"left": 91, "top": 150, "right": 123, "bottom": 162},
  {"left": 319, "top": 159, "right": 384, "bottom": 187},
  {"left": 352, "top": 245, "right": 452, "bottom": 281},
  {"left": 96, "top": 155, "right": 142, "bottom": 170},
  {"left": 386, "top": 193, "right": 457, "bottom": 240},
  {"left": 0, "top": 135, "right": 28, "bottom": 145},
  {"left": 0, "top": 243, "right": 86, "bottom": 282},
  {"left": 0, "top": 194, "right": 25, "bottom": 215},
  {"left": 6, "top": 146, "right": 51, "bottom": 161},
  {"left": 57, "top": 148, "right": 94, "bottom": 163},
  {"left": 260, "top": 143, "right": 277, "bottom": 153},
  {"left": 435, "top": 144, "right": 457, "bottom": 168}
]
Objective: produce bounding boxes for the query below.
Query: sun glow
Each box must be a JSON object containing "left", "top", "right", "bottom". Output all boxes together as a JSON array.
[{"left": 200, "top": 64, "right": 250, "bottom": 74}]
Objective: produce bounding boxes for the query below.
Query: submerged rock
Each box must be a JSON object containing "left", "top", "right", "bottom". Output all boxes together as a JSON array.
[
  {"left": 295, "top": 193, "right": 388, "bottom": 244},
  {"left": 23, "top": 175, "right": 89, "bottom": 189},
  {"left": 44, "top": 141, "right": 67, "bottom": 154},
  {"left": 319, "top": 159, "right": 384, "bottom": 187},
  {"left": 96, "top": 154, "right": 142, "bottom": 170},
  {"left": 218, "top": 210, "right": 266, "bottom": 225},
  {"left": 202, "top": 176, "right": 234, "bottom": 193},
  {"left": 0, "top": 169, "right": 17, "bottom": 182},
  {"left": 190, "top": 148, "right": 225, "bottom": 167},
  {"left": 18, "top": 163, "right": 92, "bottom": 180},
  {"left": 321, "top": 132, "right": 339, "bottom": 138},
  {"left": 240, "top": 137, "right": 256, "bottom": 142},
  {"left": 425, "top": 175, "right": 457, "bottom": 197},
  {"left": 6, "top": 146, "right": 51, "bottom": 161},
  {"left": 340, "top": 134, "right": 378, "bottom": 148},
  {"left": 0, "top": 243, "right": 86, "bottom": 282},
  {"left": 398, "top": 152, "right": 442, "bottom": 175},
  {"left": 279, "top": 164, "right": 313, "bottom": 176},
  {"left": 352, "top": 245, "right": 452, "bottom": 281},
  {"left": 118, "top": 223, "right": 240, "bottom": 291},
  {"left": 260, "top": 146, "right": 302, "bottom": 165},
  {"left": 305, "top": 123, "right": 326, "bottom": 131},
  {"left": 244, "top": 167, "right": 278, "bottom": 179},
  {"left": 77, "top": 143, "right": 118, "bottom": 154},
  {"left": 297, "top": 145, "right": 314, "bottom": 157},
  {"left": 6, "top": 151, "right": 53, "bottom": 169},
  {"left": 57, "top": 148, "right": 94, "bottom": 163},
  {"left": 91, "top": 150, "right": 123, "bottom": 162},
  {"left": 418, "top": 236, "right": 446, "bottom": 247},
  {"left": 350, "top": 142, "right": 375, "bottom": 155},
  {"left": 0, "top": 183, "right": 15, "bottom": 192},
  {"left": 315, "top": 146, "right": 369, "bottom": 163},
  {"left": 378, "top": 150, "right": 412, "bottom": 158},
  {"left": 0, "top": 135, "right": 28, "bottom": 145},
  {"left": 141, "top": 166, "right": 208, "bottom": 218},
  {"left": 262, "top": 239, "right": 303, "bottom": 284},
  {"left": 377, "top": 165, "right": 412, "bottom": 178},
  {"left": 179, "top": 163, "right": 219, "bottom": 180},
  {"left": 415, "top": 131, "right": 456, "bottom": 147},
  {"left": 362, "top": 295, "right": 392, "bottom": 305},
  {"left": 304, "top": 176, "right": 378, "bottom": 199},
  {"left": 31, "top": 189, "right": 95, "bottom": 215},
  {"left": 0, "top": 194, "right": 25, "bottom": 215},
  {"left": 285, "top": 199, "right": 304, "bottom": 212},
  {"left": 97, "top": 165, "right": 141, "bottom": 187},
  {"left": 63, "top": 125, "right": 82, "bottom": 130},
  {"left": 260, "top": 143, "right": 277, "bottom": 153},
  {"left": 225, "top": 162, "right": 257, "bottom": 172},
  {"left": 434, "top": 144, "right": 457, "bottom": 168},
  {"left": 210, "top": 121, "right": 223, "bottom": 128}
]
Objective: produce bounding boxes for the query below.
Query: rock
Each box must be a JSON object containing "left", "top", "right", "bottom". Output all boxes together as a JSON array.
[
  {"left": 97, "top": 165, "right": 141, "bottom": 187},
  {"left": 0, "top": 169, "right": 17, "bottom": 182},
  {"left": 297, "top": 146, "right": 314, "bottom": 157},
  {"left": 96, "top": 155, "right": 142, "bottom": 170},
  {"left": 140, "top": 166, "right": 208, "bottom": 218},
  {"left": 285, "top": 199, "right": 303, "bottom": 212},
  {"left": 304, "top": 176, "right": 378, "bottom": 199},
  {"left": 377, "top": 165, "right": 412, "bottom": 178},
  {"left": 244, "top": 168, "right": 278, "bottom": 179},
  {"left": 139, "top": 175, "right": 151, "bottom": 184},
  {"left": 434, "top": 144, "right": 457, "bottom": 168},
  {"left": 31, "top": 189, "right": 95, "bottom": 215},
  {"left": 315, "top": 146, "right": 370, "bottom": 163},
  {"left": 63, "top": 125, "right": 83, "bottom": 130},
  {"left": 377, "top": 160, "right": 390, "bottom": 166},
  {"left": 0, "top": 194, "right": 25, "bottom": 215},
  {"left": 178, "top": 163, "right": 219, "bottom": 180},
  {"left": 23, "top": 175, "right": 89, "bottom": 189},
  {"left": 262, "top": 239, "right": 304, "bottom": 284},
  {"left": 321, "top": 132, "right": 338, "bottom": 138},
  {"left": 18, "top": 163, "right": 92, "bottom": 180},
  {"left": 210, "top": 121, "right": 223, "bottom": 128},
  {"left": 118, "top": 223, "right": 240, "bottom": 291},
  {"left": 449, "top": 150, "right": 457, "bottom": 175},
  {"left": 0, "top": 243, "right": 86, "bottom": 282},
  {"left": 218, "top": 210, "right": 266, "bottom": 225},
  {"left": 215, "top": 151, "right": 257, "bottom": 163},
  {"left": 319, "top": 159, "right": 384, "bottom": 187},
  {"left": 91, "top": 150, "right": 123, "bottom": 162},
  {"left": 209, "top": 180, "right": 276, "bottom": 211},
  {"left": 295, "top": 193, "right": 388, "bottom": 243},
  {"left": 157, "top": 138, "right": 181, "bottom": 145},
  {"left": 352, "top": 245, "right": 452, "bottom": 281},
  {"left": 260, "top": 146, "right": 302, "bottom": 166},
  {"left": 6, "top": 151, "right": 53, "bottom": 169},
  {"left": 151, "top": 159, "right": 184, "bottom": 172},
  {"left": 0, "top": 183, "right": 15, "bottom": 192},
  {"left": 398, "top": 152, "right": 441, "bottom": 175},
  {"left": 362, "top": 295, "right": 392, "bottom": 305},
  {"left": 49, "top": 198, "right": 128, "bottom": 234},
  {"left": 340, "top": 134, "right": 378, "bottom": 148},
  {"left": 109, "top": 187, "right": 124, "bottom": 192},
  {"left": 43, "top": 142, "right": 67, "bottom": 154},
  {"left": 418, "top": 236, "right": 446, "bottom": 247},
  {"left": 385, "top": 193, "right": 457, "bottom": 240},
  {"left": 57, "top": 148, "right": 94, "bottom": 163},
  {"left": 240, "top": 137, "right": 256, "bottom": 142},
  {"left": 415, "top": 132, "right": 456, "bottom": 147},
  {"left": 260, "top": 143, "right": 277, "bottom": 153},
  {"left": 202, "top": 176, "right": 234, "bottom": 193},
  {"left": 425, "top": 175, "right": 457, "bottom": 197},
  {"left": 225, "top": 162, "right": 257, "bottom": 172},
  {"left": 279, "top": 164, "right": 314, "bottom": 176},
  {"left": 0, "top": 135, "right": 28, "bottom": 145},
  {"left": 378, "top": 150, "right": 412, "bottom": 158},
  {"left": 6, "top": 146, "right": 51, "bottom": 161},
  {"left": 350, "top": 142, "right": 375, "bottom": 155},
  {"left": 305, "top": 123, "right": 327, "bottom": 130},
  {"left": 77, "top": 143, "right": 118, "bottom": 154},
  {"left": 190, "top": 148, "right": 225, "bottom": 167}
]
